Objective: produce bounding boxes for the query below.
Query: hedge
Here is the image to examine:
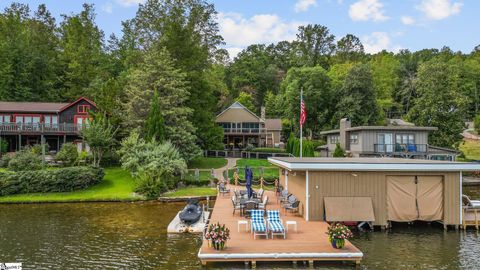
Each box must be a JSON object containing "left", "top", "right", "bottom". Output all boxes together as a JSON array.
[{"left": 0, "top": 166, "right": 104, "bottom": 196}]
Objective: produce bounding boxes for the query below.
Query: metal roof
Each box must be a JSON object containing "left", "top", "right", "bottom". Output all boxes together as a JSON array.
[
  {"left": 0, "top": 102, "right": 69, "bottom": 113},
  {"left": 320, "top": 126, "right": 438, "bottom": 135}
]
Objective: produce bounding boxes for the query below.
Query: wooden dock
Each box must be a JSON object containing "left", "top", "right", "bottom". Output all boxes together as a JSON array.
[{"left": 198, "top": 187, "right": 363, "bottom": 267}]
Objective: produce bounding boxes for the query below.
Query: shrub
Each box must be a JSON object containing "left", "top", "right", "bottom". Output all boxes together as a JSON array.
[
  {"left": 252, "top": 148, "right": 285, "bottom": 153},
  {"left": 0, "top": 166, "right": 104, "bottom": 196},
  {"left": 244, "top": 144, "right": 255, "bottom": 151},
  {"left": 0, "top": 154, "right": 11, "bottom": 168},
  {"left": 0, "top": 140, "right": 7, "bottom": 154},
  {"left": 30, "top": 144, "right": 49, "bottom": 155},
  {"left": 56, "top": 143, "right": 78, "bottom": 166},
  {"left": 8, "top": 150, "right": 42, "bottom": 171},
  {"left": 333, "top": 143, "right": 346, "bottom": 158},
  {"left": 475, "top": 114, "right": 480, "bottom": 134}
]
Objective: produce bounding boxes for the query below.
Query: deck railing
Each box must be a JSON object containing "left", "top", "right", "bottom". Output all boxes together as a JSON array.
[
  {"left": 222, "top": 128, "right": 266, "bottom": 134},
  {"left": 374, "top": 143, "right": 428, "bottom": 154},
  {"left": 0, "top": 123, "right": 83, "bottom": 134}
]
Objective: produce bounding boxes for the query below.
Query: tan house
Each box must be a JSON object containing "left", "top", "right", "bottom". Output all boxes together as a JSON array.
[
  {"left": 269, "top": 157, "right": 480, "bottom": 228},
  {"left": 319, "top": 118, "right": 458, "bottom": 160},
  {"left": 215, "top": 102, "right": 282, "bottom": 149}
]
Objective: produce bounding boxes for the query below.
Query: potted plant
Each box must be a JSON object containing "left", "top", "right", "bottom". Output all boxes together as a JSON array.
[
  {"left": 204, "top": 222, "right": 230, "bottom": 250},
  {"left": 326, "top": 223, "right": 353, "bottom": 249}
]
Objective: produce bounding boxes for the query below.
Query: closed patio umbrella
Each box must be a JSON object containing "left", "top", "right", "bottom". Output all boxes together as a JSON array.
[{"left": 245, "top": 166, "right": 253, "bottom": 198}]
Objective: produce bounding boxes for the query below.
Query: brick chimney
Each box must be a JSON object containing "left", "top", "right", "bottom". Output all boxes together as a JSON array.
[
  {"left": 339, "top": 118, "right": 351, "bottom": 149},
  {"left": 260, "top": 106, "right": 266, "bottom": 120}
]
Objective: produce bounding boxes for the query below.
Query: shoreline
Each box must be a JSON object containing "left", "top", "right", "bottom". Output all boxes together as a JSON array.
[{"left": 0, "top": 195, "right": 218, "bottom": 204}]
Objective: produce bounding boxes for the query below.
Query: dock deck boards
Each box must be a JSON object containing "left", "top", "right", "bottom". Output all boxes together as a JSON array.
[{"left": 198, "top": 187, "right": 363, "bottom": 266}]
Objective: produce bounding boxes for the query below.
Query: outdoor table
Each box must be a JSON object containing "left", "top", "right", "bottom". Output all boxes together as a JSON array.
[
  {"left": 237, "top": 220, "right": 249, "bottom": 232},
  {"left": 286, "top": 220, "right": 297, "bottom": 233}
]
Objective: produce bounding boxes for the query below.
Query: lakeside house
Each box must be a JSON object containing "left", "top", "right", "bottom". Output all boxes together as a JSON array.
[
  {"left": 320, "top": 118, "right": 458, "bottom": 160},
  {"left": 215, "top": 102, "right": 283, "bottom": 149},
  {"left": 0, "top": 97, "right": 97, "bottom": 153},
  {"left": 268, "top": 157, "right": 480, "bottom": 228}
]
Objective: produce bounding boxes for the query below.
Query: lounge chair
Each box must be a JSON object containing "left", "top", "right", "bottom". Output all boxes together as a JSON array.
[
  {"left": 258, "top": 196, "right": 269, "bottom": 210},
  {"left": 278, "top": 189, "right": 289, "bottom": 203},
  {"left": 267, "top": 210, "right": 286, "bottom": 239},
  {"left": 462, "top": 195, "right": 480, "bottom": 209},
  {"left": 218, "top": 182, "right": 230, "bottom": 196},
  {"left": 250, "top": 210, "right": 268, "bottom": 239},
  {"left": 285, "top": 200, "right": 300, "bottom": 215},
  {"left": 231, "top": 196, "right": 242, "bottom": 215}
]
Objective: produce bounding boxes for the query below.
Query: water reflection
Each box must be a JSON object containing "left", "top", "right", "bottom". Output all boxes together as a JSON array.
[{"left": 0, "top": 202, "right": 480, "bottom": 269}]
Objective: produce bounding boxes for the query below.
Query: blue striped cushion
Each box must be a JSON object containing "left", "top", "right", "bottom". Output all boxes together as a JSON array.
[
  {"left": 251, "top": 210, "right": 264, "bottom": 221},
  {"left": 252, "top": 221, "right": 266, "bottom": 232},
  {"left": 267, "top": 210, "right": 281, "bottom": 222},
  {"left": 269, "top": 221, "right": 284, "bottom": 232}
]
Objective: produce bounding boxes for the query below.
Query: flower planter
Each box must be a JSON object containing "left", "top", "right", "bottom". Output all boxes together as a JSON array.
[
  {"left": 330, "top": 237, "right": 345, "bottom": 249},
  {"left": 212, "top": 241, "right": 226, "bottom": 250}
]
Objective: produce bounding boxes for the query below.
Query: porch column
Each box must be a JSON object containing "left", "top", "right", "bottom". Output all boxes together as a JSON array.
[
  {"left": 285, "top": 171, "right": 289, "bottom": 190},
  {"left": 41, "top": 135, "right": 45, "bottom": 166},
  {"left": 18, "top": 134, "right": 21, "bottom": 150},
  {"left": 63, "top": 134, "right": 66, "bottom": 143},
  {"left": 306, "top": 170, "right": 310, "bottom": 221},
  {"left": 57, "top": 136, "right": 60, "bottom": 151}
]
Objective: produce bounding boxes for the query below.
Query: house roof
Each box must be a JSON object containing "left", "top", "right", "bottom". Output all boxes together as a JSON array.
[
  {"left": 0, "top": 101, "right": 69, "bottom": 113},
  {"left": 320, "top": 125, "right": 438, "bottom": 135},
  {"left": 265, "top": 119, "right": 282, "bottom": 130},
  {"left": 268, "top": 157, "right": 480, "bottom": 172},
  {"left": 0, "top": 97, "right": 96, "bottom": 113},
  {"left": 216, "top": 101, "right": 264, "bottom": 122}
]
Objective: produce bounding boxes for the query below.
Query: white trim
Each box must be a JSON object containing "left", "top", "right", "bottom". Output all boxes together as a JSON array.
[
  {"left": 215, "top": 101, "right": 264, "bottom": 123},
  {"left": 306, "top": 170, "right": 309, "bottom": 221},
  {"left": 285, "top": 171, "right": 289, "bottom": 190},
  {"left": 460, "top": 171, "right": 463, "bottom": 225},
  {"left": 268, "top": 158, "right": 480, "bottom": 172},
  {"left": 198, "top": 251, "right": 364, "bottom": 260}
]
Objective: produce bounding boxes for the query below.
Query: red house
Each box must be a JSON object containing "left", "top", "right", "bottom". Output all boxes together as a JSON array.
[{"left": 0, "top": 97, "right": 97, "bottom": 153}]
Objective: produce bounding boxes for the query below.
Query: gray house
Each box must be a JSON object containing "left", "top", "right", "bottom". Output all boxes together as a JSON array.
[{"left": 320, "top": 118, "right": 458, "bottom": 160}]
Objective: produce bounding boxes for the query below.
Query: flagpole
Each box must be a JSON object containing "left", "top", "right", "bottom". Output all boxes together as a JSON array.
[{"left": 300, "top": 88, "right": 303, "bottom": 158}]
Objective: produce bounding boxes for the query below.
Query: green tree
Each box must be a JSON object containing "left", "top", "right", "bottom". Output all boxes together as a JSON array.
[
  {"left": 335, "top": 34, "right": 364, "bottom": 63},
  {"left": 235, "top": 92, "right": 256, "bottom": 113},
  {"left": 58, "top": 3, "right": 104, "bottom": 100},
  {"left": 333, "top": 63, "right": 381, "bottom": 126},
  {"left": 407, "top": 60, "right": 467, "bottom": 148},
  {"left": 55, "top": 143, "right": 79, "bottom": 166},
  {"left": 145, "top": 90, "right": 166, "bottom": 142},
  {"left": 80, "top": 115, "right": 118, "bottom": 167},
  {"left": 295, "top": 24, "right": 335, "bottom": 68},
  {"left": 370, "top": 52, "right": 400, "bottom": 116},
  {"left": 124, "top": 47, "right": 201, "bottom": 161},
  {"left": 282, "top": 66, "right": 333, "bottom": 136}
]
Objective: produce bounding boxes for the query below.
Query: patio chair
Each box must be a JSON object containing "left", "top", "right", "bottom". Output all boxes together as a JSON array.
[
  {"left": 278, "top": 189, "right": 289, "bottom": 203},
  {"left": 462, "top": 195, "right": 480, "bottom": 209},
  {"left": 258, "top": 196, "right": 269, "bottom": 210},
  {"left": 266, "top": 210, "right": 286, "bottom": 239},
  {"left": 244, "top": 201, "right": 257, "bottom": 218},
  {"left": 283, "top": 194, "right": 297, "bottom": 207},
  {"left": 231, "top": 196, "right": 242, "bottom": 215},
  {"left": 218, "top": 182, "right": 230, "bottom": 196},
  {"left": 284, "top": 200, "right": 300, "bottom": 215},
  {"left": 250, "top": 209, "right": 268, "bottom": 239},
  {"left": 257, "top": 188, "right": 265, "bottom": 200}
]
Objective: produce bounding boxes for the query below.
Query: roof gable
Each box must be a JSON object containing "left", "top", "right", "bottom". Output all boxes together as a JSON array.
[
  {"left": 216, "top": 102, "right": 263, "bottom": 123},
  {"left": 59, "top": 97, "right": 97, "bottom": 112}
]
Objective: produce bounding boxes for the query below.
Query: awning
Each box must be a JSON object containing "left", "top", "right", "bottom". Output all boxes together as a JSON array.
[{"left": 324, "top": 197, "right": 375, "bottom": 222}]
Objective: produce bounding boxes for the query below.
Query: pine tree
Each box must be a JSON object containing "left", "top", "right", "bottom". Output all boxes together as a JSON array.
[{"left": 145, "top": 90, "right": 166, "bottom": 142}]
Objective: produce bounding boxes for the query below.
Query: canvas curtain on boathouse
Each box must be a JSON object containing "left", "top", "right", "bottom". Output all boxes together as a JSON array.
[{"left": 387, "top": 176, "right": 443, "bottom": 222}]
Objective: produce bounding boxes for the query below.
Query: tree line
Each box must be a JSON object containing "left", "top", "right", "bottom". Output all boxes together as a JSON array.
[{"left": 1, "top": 1, "right": 479, "bottom": 154}]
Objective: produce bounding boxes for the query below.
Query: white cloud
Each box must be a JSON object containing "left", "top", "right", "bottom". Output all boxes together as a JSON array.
[
  {"left": 116, "top": 0, "right": 145, "bottom": 7},
  {"left": 362, "top": 32, "right": 402, "bottom": 53},
  {"left": 401, "top": 16, "right": 415, "bottom": 25},
  {"left": 102, "top": 2, "right": 114, "bottom": 13},
  {"left": 294, "top": 0, "right": 317, "bottom": 12},
  {"left": 349, "top": 0, "right": 389, "bottom": 22},
  {"left": 217, "top": 12, "right": 303, "bottom": 58},
  {"left": 417, "top": 0, "right": 462, "bottom": 20}
]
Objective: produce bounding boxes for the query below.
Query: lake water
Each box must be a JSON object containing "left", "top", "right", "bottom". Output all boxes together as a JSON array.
[{"left": 1, "top": 193, "right": 480, "bottom": 269}]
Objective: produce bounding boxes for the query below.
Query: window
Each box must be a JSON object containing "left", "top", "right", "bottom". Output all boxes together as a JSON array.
[
  {"left": 350, "top": 133, "right": 359, "bottom": 144},
  {"left": 330, "top": 135, "right": 339, "bottom": 144},
  {"left": 44, "top": 115, "right": 58, "bottom": 127},
  {"left": 218, "top": 122, "right": 231, "bottom": 129},
  {"left": 0, "top": 115, "right": 11, "bottom": 123},
  {"left": 77, "top": 105, "right": 91, "bottom": 114},
  {"left": 396, "top": 134, "right": 414, "bottom": 145}
]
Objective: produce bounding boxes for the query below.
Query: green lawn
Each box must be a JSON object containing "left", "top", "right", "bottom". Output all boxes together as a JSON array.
[
  {"left": 459, "top": 139, "right": 480, "bottom": 161},
  {"left": 162, "top": 187, "right": 217, "bottom": 197},
  {"left": 0, "top": 167, "right": 143, "bottom": 203},
  {"left": 236, "top": 158, "right": 272, "bottom": 167},
  {"left": 229, "top": 158, "right": 279, "bottom": 180},
  {"left": 188, "top": 157, "right": 227, "bottom": 169},
  {"left": 185, "top": 170, "right": 212, "bottom": 181}
]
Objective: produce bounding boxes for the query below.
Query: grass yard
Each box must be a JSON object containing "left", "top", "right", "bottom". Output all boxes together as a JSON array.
[
  {"left": 162, "top": 187, "right": 217, "bottom": 197},
  {"left": 0, "top": 167, "right": 143, "bottom": 203},
  {"left": 188, "top": 157, "right": 227, "bottom": 169},
  {"left": 228, "top": 158, "right": 279, "bottom": 180},
  {"left": 459, "top": 139, "right": 480, "bottom": 161},
  {"left": 236, "top": 158, "right": 272, "bottom": 167}
]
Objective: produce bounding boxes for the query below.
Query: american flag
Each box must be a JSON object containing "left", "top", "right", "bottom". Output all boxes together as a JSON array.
[{"left": 300, "top": 95, "right": 306, "bottom": 127}]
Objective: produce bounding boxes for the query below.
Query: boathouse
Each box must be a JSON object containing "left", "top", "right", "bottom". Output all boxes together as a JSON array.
[{"left": 268, "top": 157, "right": 480, "bottom": 227}]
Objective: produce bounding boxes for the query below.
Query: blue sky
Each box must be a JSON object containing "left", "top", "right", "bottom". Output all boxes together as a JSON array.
[{"left": 1, "top": 0, "right": 479, "bottom": 57}]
